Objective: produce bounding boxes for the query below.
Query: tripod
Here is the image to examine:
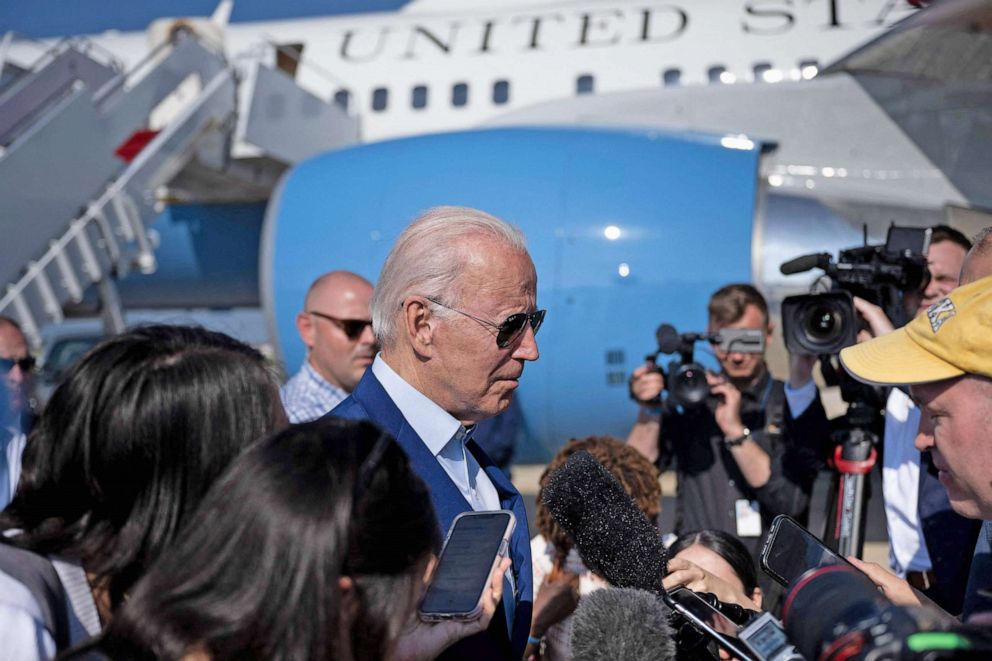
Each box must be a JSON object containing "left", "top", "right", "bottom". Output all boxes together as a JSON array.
[{"left": 820, "top": 357, "right": 884, "bottom": 558}]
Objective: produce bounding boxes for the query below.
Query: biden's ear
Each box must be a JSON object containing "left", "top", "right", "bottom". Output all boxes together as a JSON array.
[{"left": 401, "top": 296, "right": 436, "bottom": 357}]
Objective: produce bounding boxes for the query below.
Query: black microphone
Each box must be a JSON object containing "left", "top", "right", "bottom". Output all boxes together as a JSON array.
[
  {"left": 779, "top": 252, "right": 830, "bottom": 275},
  {"left": 542, "top": 451, "right": 667, "bottom": 593},
  {"left": 571, "top": 588, "right": 678, "bottom": 661},
  {"left": 655, "top": 323, "right": 681, "bottom": 355}
]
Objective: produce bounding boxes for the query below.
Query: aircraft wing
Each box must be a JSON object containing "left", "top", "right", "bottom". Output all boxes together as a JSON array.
[{"left": 822, "top": 0, "right": 992, "bottom": 82}]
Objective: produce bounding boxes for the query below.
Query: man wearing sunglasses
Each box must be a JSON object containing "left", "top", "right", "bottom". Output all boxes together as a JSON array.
[
  {"left": 330, "top": 206, "right": 542, "bottom": 660},
  {"left": 281, "top": 270, "right": 377, "bottom": 423},
  {"left": 627, "top": 284, "right": 830, "bottom": 579},
  {"left": 0, "top": 316, "right": 34, "bottom": 509}
]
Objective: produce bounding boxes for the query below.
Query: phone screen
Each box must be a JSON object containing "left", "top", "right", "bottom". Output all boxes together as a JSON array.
[
  {"left": 667, "top": 587, "right": 740, "bottom": 637},
  {"left": 761, "top": 515, "right": 849, "bottom": 586},
  {"left": 419, "top": 511, "right": 512, "bottom": 617},
  {"left": 885, "top": 226, "right": 931, "bottom": 256},
  {"left": 665, "top": 587, "right": 756, "bottom": 661}
]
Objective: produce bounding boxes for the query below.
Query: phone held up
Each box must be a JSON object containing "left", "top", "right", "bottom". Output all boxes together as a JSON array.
[
  {"left": 760, "top": 514, "right": 854, "bottom": 587},
  {"left": 418, "top": 510, "right": 515, "bottom": 622}
]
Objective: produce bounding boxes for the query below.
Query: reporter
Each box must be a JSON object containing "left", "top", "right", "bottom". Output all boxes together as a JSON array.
[
  {"left": 664, "top": 529, "right": 762, "bottom": 611},
  {"left": 852, "top": 226, "right": 978, "bottom": 613},
  {"left": 627, "top": 284, "right": 830, "bottom": 573},
  {"left": 840, "top": 235, "right": 992, "bottom": 622},
  {"left": 529, "top": 436, "right": 661, "bottom": 661},
  {"left": 0, "top": 325, "right": 285, "bottom": 659},
  {"left": 81, "top": 417, "right": 493, "bottom": 661}
]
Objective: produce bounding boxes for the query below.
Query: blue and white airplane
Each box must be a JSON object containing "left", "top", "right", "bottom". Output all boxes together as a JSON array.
[{"left": 5, "top": 0, "right": 989, "bottom": 461}]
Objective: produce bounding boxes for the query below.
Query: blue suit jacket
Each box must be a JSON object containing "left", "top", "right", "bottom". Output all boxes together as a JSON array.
[{"left": 328, "top": 370, "right": 533, "bottom": 660}]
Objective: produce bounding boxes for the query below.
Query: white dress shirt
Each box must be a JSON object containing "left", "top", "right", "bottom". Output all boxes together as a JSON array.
[
  {"left": 371, "top": 356, "right": 501, "bottom": 512},
  {"left": 883, "top": 388, "right": 931, "bottom": 576}
]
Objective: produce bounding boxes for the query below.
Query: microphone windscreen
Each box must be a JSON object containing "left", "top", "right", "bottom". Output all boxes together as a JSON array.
[
  {"left": 571, "top": 588, "right": 678, "bottom": 661},
  {"left": 779, "top": 253, "right": 826, "bottom": 275},
  {"left": 542, "top": 451, "right": 666, "bottom": 593},
  {"left": 655, "top": 324, "right": 681, "bottom": 355}
]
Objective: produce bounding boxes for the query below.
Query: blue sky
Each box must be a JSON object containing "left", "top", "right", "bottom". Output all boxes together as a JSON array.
[{"left": 1, "top": 1, "right": 408, "bottom": 38}]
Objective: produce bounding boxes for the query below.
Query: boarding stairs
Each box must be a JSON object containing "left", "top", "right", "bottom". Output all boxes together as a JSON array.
[{"left": 0, "top": 33, "right": 359, "bottom": 347}]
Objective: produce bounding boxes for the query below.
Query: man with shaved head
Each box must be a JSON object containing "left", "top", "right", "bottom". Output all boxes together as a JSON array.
[{"left": 281, "top": 270, "right": 377, "bottom": 423}]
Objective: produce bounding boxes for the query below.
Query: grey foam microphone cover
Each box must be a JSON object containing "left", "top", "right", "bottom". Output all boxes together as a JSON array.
[
  {"left": 571, "top": 587, "right": 678, "bottom": 661},
  {"left": 542, "top": 450, "right": 667, "bottom": 592}
]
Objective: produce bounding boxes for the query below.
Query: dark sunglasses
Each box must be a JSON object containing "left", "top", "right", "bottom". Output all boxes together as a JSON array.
[
  {"left": 308, "top": 311, "right": 373, "bottom": 341},
  {"left": 426, "top": 297, "right": 546, "bottom": 348},
  {"left": 0, "top": 356, "right": 35, "bottom": 374}
]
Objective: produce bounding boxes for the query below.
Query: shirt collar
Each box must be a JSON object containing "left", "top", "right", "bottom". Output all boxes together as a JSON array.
[
  {"left": 739, "top": 363, "right": 772, "bottom": 401},
  {"left": 371, "top": 355, "right": 464, "bottom": 457},
  {"left": 302, "top": 359, "right": 347, "bottom": 397}
]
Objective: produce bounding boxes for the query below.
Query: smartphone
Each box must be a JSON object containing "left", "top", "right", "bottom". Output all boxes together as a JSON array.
[
  {"left": 760, "top": 515, "right": 853, "bottom": 587},
  {"left": 885, "top": 225, "right": 931, "bottom": 257},
  {"left": 418, "top": 510, "right": 515, "bottom": 622},
  {"left": 664, "top": 586, "right": 757, "bottom": 661}
]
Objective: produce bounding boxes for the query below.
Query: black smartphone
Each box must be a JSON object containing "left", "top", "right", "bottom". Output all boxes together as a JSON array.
[
  {"left": 760, "top": 514, "right": 854, "bottom": 587},
  {"left": 418, "top": 510, "right": 515, "bottom": 622},
  {"left": 663, "top": 586, "right": 757, "bottom": 661},
  {"left": 885, "top": 225, "right": 932, "bottom": 257}
]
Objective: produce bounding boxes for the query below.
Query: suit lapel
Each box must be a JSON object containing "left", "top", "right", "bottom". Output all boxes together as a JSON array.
[{"left": 351, "top": 372, "right": 472, "bottom": 539}]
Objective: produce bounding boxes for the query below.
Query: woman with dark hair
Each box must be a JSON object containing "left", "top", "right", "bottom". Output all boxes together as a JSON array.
[
  {"left": 0, "top": 325, "right": 286, "bottom": 659},
  {"left": 83, "top": 417, "right": 504, "bottom": 661},
  {"left": 663, "top": 529, "right": 763, "bottom": 610}
]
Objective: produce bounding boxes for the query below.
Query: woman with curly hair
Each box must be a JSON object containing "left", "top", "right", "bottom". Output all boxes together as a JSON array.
[{"left": 526, "top": 436, "right": 662, "bottom": 661}]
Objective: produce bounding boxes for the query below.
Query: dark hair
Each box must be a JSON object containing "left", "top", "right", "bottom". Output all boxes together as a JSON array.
[
  {"left": 668, "top": 529, "right": 758, "bottom": 594},
  {"left": 0, "top": 325, "right": 283, "bottom": 606},
  {"left": 930, "top": 224, "right": 972, "bottom": 253},
  {"left": 91, "top": 417, "right": 439, "bottom": 661},
  {"left": 536, "top": 435, "right": 661, "bottom": 566},
  {"left": 708, "top": 284, "right": 768, "bottom": 328}
]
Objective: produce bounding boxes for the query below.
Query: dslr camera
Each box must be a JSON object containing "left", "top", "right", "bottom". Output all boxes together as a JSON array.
[
  {"left": 645, "top": 324, "right": 764, "bottom": 409},
  {"left": 779, "top": 225, "right": 931, "bottom": 356}
]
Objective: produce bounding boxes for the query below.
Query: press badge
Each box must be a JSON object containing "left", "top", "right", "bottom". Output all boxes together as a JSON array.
[{"left": 735, "top": 499, "right": 761, "bottom": 537}]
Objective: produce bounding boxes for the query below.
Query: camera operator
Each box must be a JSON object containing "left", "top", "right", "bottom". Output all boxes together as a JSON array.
[
  {"left": 850, "top": 226, "right": 980, "bottom": 614},
  {"left": 840, "top": 229, "right": 992, "bottom": 622},
  {"left": 627, "top": 284, "right": 830, "bottom": 569}
]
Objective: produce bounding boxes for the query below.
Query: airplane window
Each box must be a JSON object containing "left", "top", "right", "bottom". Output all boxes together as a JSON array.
[
  {"left": 333, "top": 90, "right": 351, "bottom": 112},
  {"left": 753, "top": 62, "right": 772, "bottom": 81},
  {"left": 372, "top": 87, "right": 388, "bottom": 112},
  {"left": 493, "top": 80, "right": 509, "bottom": 105},
  {"left": 576, "top": 74, "right": 594, "bottom": 95},
  {"left": 412, "top": 85, "right": 428, "bottom": 109},
  {"left": 662, "top": 68, "right": 681, "bottom": 87},
  {"left": 707, "top": 66, "right": 726, "bottom": 84},
  {"left": 452, "top": 82, "right": 469, "bottom": 107}
]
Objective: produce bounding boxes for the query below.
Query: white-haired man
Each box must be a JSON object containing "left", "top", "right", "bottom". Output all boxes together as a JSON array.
[{"left": 330, "top": 206, "right": 543, "bottom": 659}]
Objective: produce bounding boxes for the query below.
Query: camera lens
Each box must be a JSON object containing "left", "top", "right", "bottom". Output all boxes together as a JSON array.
[
  {"left": 801, "top": 301, "right": 846, "bottom": 347},
  {"left": 804, "top": 303, "right": 842, "bottom": 342},
  {"left": 671, "top": 363, "right": 710, "bottom": 407}
]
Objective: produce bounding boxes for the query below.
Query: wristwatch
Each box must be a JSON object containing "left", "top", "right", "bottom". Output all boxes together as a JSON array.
[{"left": 723, "top": 427, "right": 751, "bottom": 448}]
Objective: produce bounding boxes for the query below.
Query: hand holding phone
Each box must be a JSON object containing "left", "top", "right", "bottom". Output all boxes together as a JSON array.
[{"left": 419, "top": 510, "right": 515, "bottom": 622}]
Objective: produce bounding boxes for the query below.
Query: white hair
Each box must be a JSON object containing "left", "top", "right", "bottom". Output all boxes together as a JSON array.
[{"left": 371, "top": 206, "right": 528, "bottom": 348}]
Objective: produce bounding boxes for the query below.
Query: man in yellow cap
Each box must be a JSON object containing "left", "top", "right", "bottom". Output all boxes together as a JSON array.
[{"left": 840, "top": 269, "right": 992, "bottom": 620}]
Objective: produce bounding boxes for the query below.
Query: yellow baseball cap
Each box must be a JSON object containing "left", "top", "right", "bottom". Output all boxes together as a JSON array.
[{"left": 840, "top": 274, "right": 992, "bottom": 386}]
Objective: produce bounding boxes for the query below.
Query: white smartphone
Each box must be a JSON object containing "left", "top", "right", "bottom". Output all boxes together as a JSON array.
[{"left": 418, "top": 510, "right": 515, "bottom": 622}]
